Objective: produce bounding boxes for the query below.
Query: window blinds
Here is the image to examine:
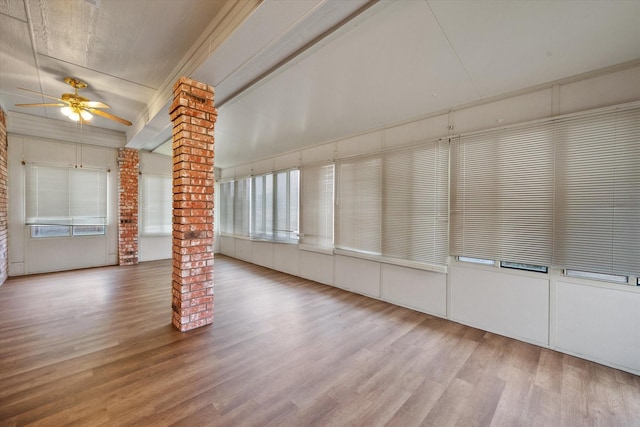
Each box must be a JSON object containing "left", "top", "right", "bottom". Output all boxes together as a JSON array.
[
  {"left": 335, "top": 140, "right": 449, "bottom": 269},
  {"left": 335, "top": 155, "right": 382, "bottom": 255},
  {"left": 383, "top": 141, "right": 449, "bottom": 267},
  {"left": 451, "top": 123, "right": 555, "bottom": 266},
  {"left": 140, "top": 174, "right": 172, "bottom": 235},
  {"left": 219, "top": 181, "right": 234, "bottom": 235},
  {"left": 451, "top": 104, "right": 640, "bottom": 278},
  {"left": 219, "top": 178, "right": 249, "bottom": 237},
  {"left": 251, "top": 169, "right": 299, "bottom": 243},
  {"left": 300, "top": 163, "right": 334, "bottom": 251},
  {"left": 251, "top": 173, "right": 273, "bottom": 240},
  {"left": 25, "top": 165, "right": 107, "bottom": 226},
  {"left": 233, "top": 178, "right": 250, "bottom": 237},
  {"left": 553, "top": 107, "right": 640, "bottom": 277}
]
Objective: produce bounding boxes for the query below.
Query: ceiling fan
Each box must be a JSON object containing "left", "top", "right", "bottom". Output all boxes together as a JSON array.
[{"left": 15, "top": 77, "right": 132, "bottom": 126}]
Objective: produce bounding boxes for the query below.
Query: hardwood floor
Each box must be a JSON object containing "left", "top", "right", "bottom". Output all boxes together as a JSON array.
[{"left": 1, "top": 255, "right": 639, "bottom": 426}]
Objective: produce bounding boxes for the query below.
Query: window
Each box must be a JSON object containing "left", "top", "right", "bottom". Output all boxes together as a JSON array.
[
  {"left": 382, "top": 141, "right": 449, "bottom": 268},
  {"left": 335, "top": 140, "right": 449, "bottom": 270},
  {"left": 219, "top": 181, "right": 234, "bottom": 235},
  {"left": 500, "top": 262, "right": 548, "bottom": 274},
  {"left": 553, "top": 106, "right": 640, "bottom": 278},
  {"left": 451, "top": 104, "right": 640, "bottom": 279},
  {"left": 457, "top": 256, "right": 495, "bottom": 266},
  {"left": 140, "top": 174, "right": 172, "bottom": 235},
  {"left": 564, "top": 269, "right": 628, "bottom": 284},
  {"left": 233, "top": 178, "right": 250, "bottom": 237},
  {"left": 300, "top": 163, "right": 334, "bottom": 251},
  {"left": 335, "top": 154, "right": 382, "bottom": 255},
  {"left": 251, "top": 169, "right": 299, "bottom": 243},
  {"left": 451, "top": 122, "right": 554, "bottom": 266},
  {"left": 219, "top": 178, "right": 250, "bottom": 237},
  {"left": 25, "top": 165, "right": 107, "bottom": 237}
]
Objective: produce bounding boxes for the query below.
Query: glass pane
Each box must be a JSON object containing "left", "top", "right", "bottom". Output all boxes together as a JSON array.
[
  {"left": 564, "top": 269, "right": 628, "bottom": 284},
  {"left": 72, "top": 225, "right": 106, "bottom": 236},
  {"left": 500, "top": 261, "right": 548, "bottom": 273},
  {"left": 457, "top": 256, "right": 495, "bottom": 266},
  {"left": 30, "top": 225, "right": 71, "bottom": 238}
]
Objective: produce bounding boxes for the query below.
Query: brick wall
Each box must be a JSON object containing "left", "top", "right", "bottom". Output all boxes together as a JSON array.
[
  {"left": 169, "top": 77, "right": 216, "bottom": 332},
  {"left": 118, "top": 148, "right": 139, "bottom": 265},
  {"left": 0, "top": 109, "right": 7, "bottom": 285}
]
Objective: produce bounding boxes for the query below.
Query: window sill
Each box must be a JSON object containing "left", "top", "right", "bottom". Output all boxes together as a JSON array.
[{"left": 333, "top": 248, "right": 447, "bottom": 274}]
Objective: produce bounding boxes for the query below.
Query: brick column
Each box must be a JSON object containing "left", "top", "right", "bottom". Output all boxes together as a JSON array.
[
  {"left": 118, "top": 148, "right": 139, "bottom": 265},
  {"left": 0, "top": 108, "right": 7, "bottom": 285},
  {"left": 169, "top": 77, "right": 216, "bottom": 332}
]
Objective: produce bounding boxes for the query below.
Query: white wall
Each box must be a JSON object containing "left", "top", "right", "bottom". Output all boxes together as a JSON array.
[
  {"left": 138, "top": 151, "right": 172, "bottom": 261},
  {"left": 218, "top": 64, "right": 640, "bottom": 375},
  {"left": 8, "top": 116, "right": 123, "bottom": 275}
]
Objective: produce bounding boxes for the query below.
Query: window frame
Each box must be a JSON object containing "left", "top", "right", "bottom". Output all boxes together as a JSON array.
[{"left": 25, "top": 164, "right": 108, "bottom": 238}]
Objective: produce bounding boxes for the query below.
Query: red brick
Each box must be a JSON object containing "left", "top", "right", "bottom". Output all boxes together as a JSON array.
[{"left": 171, "top": 77, "right": 215, "bottom": 333}]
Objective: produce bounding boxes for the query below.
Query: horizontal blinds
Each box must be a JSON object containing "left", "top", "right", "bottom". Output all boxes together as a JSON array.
[
  {"left": 233, "top": 178, "right": 250, "bottom": 237},
  {"left": 553, "top": 107, "right": 640, "bottom": 276},
  {"left": 300, "top": 163, "right": 334, "bottom": 251},
  {"left": 451, "top": 122, "right": 554, "bottom": 265},
  {"left": 140, "top": 174, "right": 171, "bottom": 234},
  {"left": 335, "top": 155, "right": 382, "bottom": 255},
  {"left": 219, "top": 181, "right": 234, "bottom": 235},
  {"left": 382, "top": 141, "right": 449, "bottom": 266},
  {"left": 26, "top": 165, "right": 69, "bottom": 222},
  {"left": 26, "top": 165, "right": 107, "bottom": 226}
]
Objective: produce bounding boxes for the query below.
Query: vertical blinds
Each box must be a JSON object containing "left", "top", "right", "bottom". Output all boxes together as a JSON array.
[
  {"left": 553, "top": 107, "right": 640, "bottom": 276},
  {"left": 335, "top": 139, "right": 449, "bottom": 269},
  {"left": 300, "top": 163, "right": 334, "bottom": 251},
  {"left": 451, "top": 123, "right": 555, "bottom": 266}
]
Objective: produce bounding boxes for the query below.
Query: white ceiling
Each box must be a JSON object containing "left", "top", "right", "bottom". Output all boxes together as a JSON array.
[{"left": 1, "top": 0, "right": 639, "bottom": 169}]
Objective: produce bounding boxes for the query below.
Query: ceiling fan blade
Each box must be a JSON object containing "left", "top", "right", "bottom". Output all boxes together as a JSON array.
[
  {"left": 84, "top": 101, "right": 110, "bottom": 109},
  {"left": 87, "top": 108, "right": 132, "bottom": 126},
  {"left": 18, "top": 87, "right": 63, "bottom": 102},
  {"left": 15, "top": 103, "right": 65, "bottom": 107}
]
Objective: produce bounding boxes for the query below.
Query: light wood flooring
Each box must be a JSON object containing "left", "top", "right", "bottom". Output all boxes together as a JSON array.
[{"left": 1, "top": 255, "right": 639, "bottom": 426}]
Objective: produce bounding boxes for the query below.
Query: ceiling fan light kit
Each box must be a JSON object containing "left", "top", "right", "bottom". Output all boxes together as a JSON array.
[
  {"left": 16, "top": 77, "right": 132, "bottom": 126},
  {"left": 60, "top": 105, "right": 92, "bottom": 121}
]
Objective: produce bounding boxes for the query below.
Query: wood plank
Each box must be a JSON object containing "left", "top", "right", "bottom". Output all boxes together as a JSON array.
[{"left": 0, "top": 255, "right": 639, "bottom": 426}]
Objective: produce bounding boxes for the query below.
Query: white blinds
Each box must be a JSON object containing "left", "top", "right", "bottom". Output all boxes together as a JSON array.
[
  {"left": 383, "top": 141, "right": 449, "bottom": 267},
  {"left": 335, "top": 155, "right": 382, "bottom": 255},
  {"left": 251, "top": 169, "right": 299, "bottom": 242},
  {"left": 219, "top": 181, "right": 234, "bottom": 235},
  {"left": 26, "top": 165, "right": 107, "bottom": 226},
  {"left": 300, "top": 163, "right": 334, "bottom": 251},
  {"left": 140, "top": 174, "right": 172, "bottom": 235},
  {"left": 251, "top": 173, "right": 273, "bottom": 240},
  {"left": 451, "top": 123, "right": 555, "bottom": 266},
  {"left": 451, "top": 104, "right": 640, "bottom": 277},
  {"left": 233, "top": 177, "right": 250, "bottom": 237},
  {"left": 335, "top": 140, "right": 449, "bottom": 269},
  {"left": 553, "top": 107, "right": 640, "bottom": 277},
  {"left": 219, "top": 178, "right": 249, "bottom": 237}
]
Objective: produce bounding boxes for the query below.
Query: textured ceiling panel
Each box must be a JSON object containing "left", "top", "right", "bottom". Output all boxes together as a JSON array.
[
  {"left": 28, "top": 0, "right": 226, "bottom": 89},
  {"left": 0, "top": 0, "right": 27, "bottom": 21},
  {"left": 427, "top": 0, "right": 640, "bottom": 97}
]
